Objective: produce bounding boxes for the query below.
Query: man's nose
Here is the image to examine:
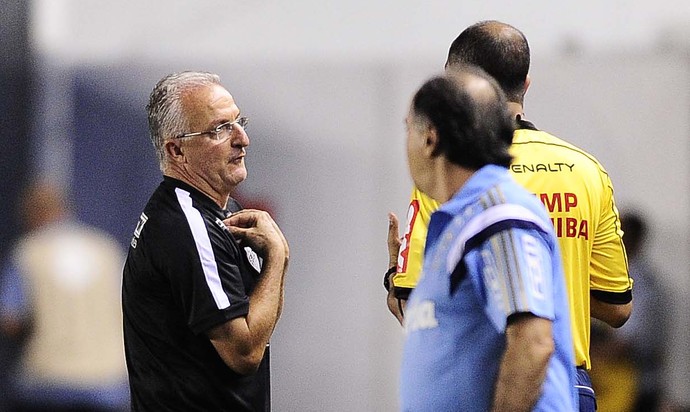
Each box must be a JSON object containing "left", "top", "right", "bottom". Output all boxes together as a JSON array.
[{"left": 233, "top": 126, "right": 250, "bottom": 147}]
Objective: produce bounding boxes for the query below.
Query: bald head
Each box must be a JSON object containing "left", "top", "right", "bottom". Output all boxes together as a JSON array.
[
  {"left": 445, "top": 20, "right": 530, "bottom": 103},
  {"left": 450, "top": 67, "right": 502, "bottom": 111},
  {"left": 410, "top": 63, "right": 515, "bottom": 169}
]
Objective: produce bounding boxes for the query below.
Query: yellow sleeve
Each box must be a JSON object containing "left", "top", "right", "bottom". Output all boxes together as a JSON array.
[
  {"left": 392, "top": 188, "right": 440, "bottom": 297},
  {"left": 589, "top": 173, "right": 633, "bottom": 297}
]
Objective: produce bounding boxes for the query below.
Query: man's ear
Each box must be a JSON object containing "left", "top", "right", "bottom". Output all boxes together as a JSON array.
[
  {"left": 524, "top": 75, "right": 531, "bottom": 95},
  {"left": 164, "top": 140, "right": 185, "bottom": 163},
  {"left": 424, "top": 127, "right": 440, "bottom": 158}
]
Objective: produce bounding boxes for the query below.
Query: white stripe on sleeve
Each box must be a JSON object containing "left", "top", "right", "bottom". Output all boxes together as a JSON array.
[
  {"left": 446, "top": 203, "right": 551, "bottom": 275},
  {"left": 175, "top": 188, "right": 231, "bottom": 309}
]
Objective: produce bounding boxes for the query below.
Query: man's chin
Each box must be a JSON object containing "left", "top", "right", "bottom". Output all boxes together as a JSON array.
[{"left": 229, "top": 169, "right": 248, "bottom": 186}]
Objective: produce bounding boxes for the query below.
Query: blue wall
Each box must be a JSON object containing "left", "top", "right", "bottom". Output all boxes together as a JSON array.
[{"left": 72, "top": 70, "right": 161, "bottom": 248}]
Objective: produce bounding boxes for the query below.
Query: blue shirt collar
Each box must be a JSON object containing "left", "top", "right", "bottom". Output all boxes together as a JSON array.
[{"left": 438, "top": 165, "right": 510, "bottom": 216}]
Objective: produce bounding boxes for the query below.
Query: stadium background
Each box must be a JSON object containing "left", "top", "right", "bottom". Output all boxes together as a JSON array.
[{"left": 1, "top": 1, "right": 690, "bottom": 410}]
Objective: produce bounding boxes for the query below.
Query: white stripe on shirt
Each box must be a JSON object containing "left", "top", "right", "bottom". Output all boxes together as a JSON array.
[
  {"left": 175, "top": 188, "right": 230, "bottom": 309},
  {"left": 445, "top": 203, "right": 551, "bottom": 275}
]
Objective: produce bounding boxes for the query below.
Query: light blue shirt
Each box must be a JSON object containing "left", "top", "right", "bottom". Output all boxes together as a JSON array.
[{"left": 400, "top": 165, "right": 577, "bottom": 412}]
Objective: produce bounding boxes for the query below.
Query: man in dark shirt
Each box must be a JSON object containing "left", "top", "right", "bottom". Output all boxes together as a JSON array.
[{"left": 122, "top": 71, "right": 289, "bottom": 411}]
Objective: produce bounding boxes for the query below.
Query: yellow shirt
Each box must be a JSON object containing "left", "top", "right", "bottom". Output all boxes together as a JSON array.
[
  {"left": 392, "top": 120, "right": 633, "bottom": 368},
  {"left": 393, "top": 187, "right": 439, "bottom": 294}
]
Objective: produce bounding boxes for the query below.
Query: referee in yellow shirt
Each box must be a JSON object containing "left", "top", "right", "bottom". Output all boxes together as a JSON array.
[{"left": 385, "top": 21, "right": 633, "bottom": 412}]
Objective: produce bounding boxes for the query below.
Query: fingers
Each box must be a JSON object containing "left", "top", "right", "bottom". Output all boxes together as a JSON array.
[
  {"left": 388, "top": 212, "right": 401, "bottom": 268},
  {"left": 224, "top": 209, "right": 288, "bottom": 259},
  {"left": 388, "top": 212, "right": 399, "bottom": 243},
  {"left": 227, "top": 226, "right": 249, "bottom": 240},
  {"left": 388, "top": 212, "right": 401, "bottom": 249},
  {"left": 224, "top": 209, "right": 270, "bottom": 229},
  {"left": 224, "top": 210, "right": 257, "bottom": 228}
]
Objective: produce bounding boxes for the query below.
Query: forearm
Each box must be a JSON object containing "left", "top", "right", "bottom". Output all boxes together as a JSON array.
[
  {"left": 383, "top": 265, "right": 406, "bottom": 325},
  {"left": 492, "top": 316, "right": 553, "bottom": 412},
  {"left": 591, "top": 296, "right": 632, "bottom": 328},
  {"left": 209, "top": 250, "right": 287, "bottom": 374},
  {"left": 245, "top": 251, "right": 288, "bottom": 347},
  {"left": 492, "top": 351, "right": 548, "bottom": 412},
  {"left": 216, "top": 209, "right": 290, "bottom": 373}
]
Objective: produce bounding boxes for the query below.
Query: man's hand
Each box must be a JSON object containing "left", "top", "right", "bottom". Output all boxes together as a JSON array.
[
  {"left": 225, "top": 209, "right": 289, "bottom": 263},
  {"left": 386, "top": 212, "right": 406, "bottom": 325},
  {"left": 213, "top": 209, "right": 289, "bottom": 374},
  {"left": 387, "top": 212, "right": 401, "bottom": 269}
]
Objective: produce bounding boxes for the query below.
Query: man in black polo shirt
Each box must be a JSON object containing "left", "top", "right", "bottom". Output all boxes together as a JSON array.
[{"left": 122, "top": 71, "right": 289, "bottom": 411}]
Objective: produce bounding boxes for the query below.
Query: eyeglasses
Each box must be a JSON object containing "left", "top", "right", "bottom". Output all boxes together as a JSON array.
[{"left": 175, "top": 116, "right": 249, "bottom": 141}]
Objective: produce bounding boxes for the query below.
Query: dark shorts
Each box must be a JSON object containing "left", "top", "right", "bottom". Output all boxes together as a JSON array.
[{"left": 576, "top": 368, "right": 597, "bottom": 412}]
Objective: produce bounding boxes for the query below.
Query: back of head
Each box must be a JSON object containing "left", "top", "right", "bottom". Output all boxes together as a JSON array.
[
  {"left": 411, "top": 63, "right": 514, "bottom": 169},
  {"left": 446, "top": 20, "right": 530, "bottom": 103},
  {"left": 146, "top": 71, "right": 222, "bottom": 169}
]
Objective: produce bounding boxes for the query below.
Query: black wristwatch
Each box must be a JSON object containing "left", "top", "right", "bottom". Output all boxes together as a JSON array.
[{"left": 383, "top": 266, "right": 396, "bottom": 291}]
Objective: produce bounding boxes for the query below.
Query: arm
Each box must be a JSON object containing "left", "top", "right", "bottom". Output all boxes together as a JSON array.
[
  {"left": 209, "top": 210, "right": 289, "bottom": 375},
  {"left": 386, "top": 289, "right": 406, "bottom": 325},
  {"left": 385, "top": 190, "right": 438, "bottom": 323},
  {"left": 591, "top": 296, "right": 632, "bottom": 328},
  {"left": 385, "top": 213, "right": 405, "bottom": 324},
  {"left": 467, "top": 225, "right": 560, "bottom": 411},
  {"left": 492, "top": 314, "right": 554, "bottom": 412},
  {"left": 590, "top": 176, "right": 633, "bottom": 327}
]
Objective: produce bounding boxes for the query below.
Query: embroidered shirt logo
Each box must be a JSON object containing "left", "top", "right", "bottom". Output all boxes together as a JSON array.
[{"left": 245, "top": 247, "right": 262, "bottom": 273}]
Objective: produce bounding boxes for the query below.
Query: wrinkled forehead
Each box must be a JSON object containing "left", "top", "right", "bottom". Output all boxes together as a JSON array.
[
  {"left": 182, "top": 84, "right": 235, "bottom": 109},
  {"left": 181, "top": 84, "right": 239, "bottom": 125}
]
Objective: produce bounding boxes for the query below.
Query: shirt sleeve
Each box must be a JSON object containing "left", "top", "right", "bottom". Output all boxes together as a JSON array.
[
  {"left": 589, "top": 173, "right": 633, "bottom": 300},
  {"left": 160, "top": 196, "right": 251, "bottom": 335},
  {"left": 393, "top": 187, "right": 439, "bottom": 297},
  {"left": 464, "top": 228, "right": 556, "bottom": 333}
]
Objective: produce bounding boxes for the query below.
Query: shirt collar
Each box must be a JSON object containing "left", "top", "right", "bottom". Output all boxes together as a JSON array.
[
  {"left": 438, "top": 165, "right": 510, "bottom": 215},
  {"left": 162, "top": 176, "right": 228, "bottom": 217},
  {"left": 516, "top": 114, "right": 538, "bottom": 131}
]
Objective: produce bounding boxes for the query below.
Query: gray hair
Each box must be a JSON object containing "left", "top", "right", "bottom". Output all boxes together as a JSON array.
[{"left": 146, "top": 71, "right": 222, "bottom": 169}]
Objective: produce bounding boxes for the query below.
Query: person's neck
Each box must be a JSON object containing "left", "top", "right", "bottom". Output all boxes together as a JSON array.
[
  {"left": 507, "top": 101, "right": 524, "bottom": 119},
  {"left": 164, "top": 169, "right": 230, "bottom": 209},
  {"left": 425, "top": 159, "right": 475, "bottom": 204}
]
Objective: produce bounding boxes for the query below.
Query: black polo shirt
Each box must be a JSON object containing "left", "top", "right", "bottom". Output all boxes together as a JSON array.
[{"left": 122, "top": 176, "right": 269, "bottom": 411}]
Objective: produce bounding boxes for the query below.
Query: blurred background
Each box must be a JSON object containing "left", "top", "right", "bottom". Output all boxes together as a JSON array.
[{"left": 1, "top": 0, "right": 690, "bottom": 411}]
